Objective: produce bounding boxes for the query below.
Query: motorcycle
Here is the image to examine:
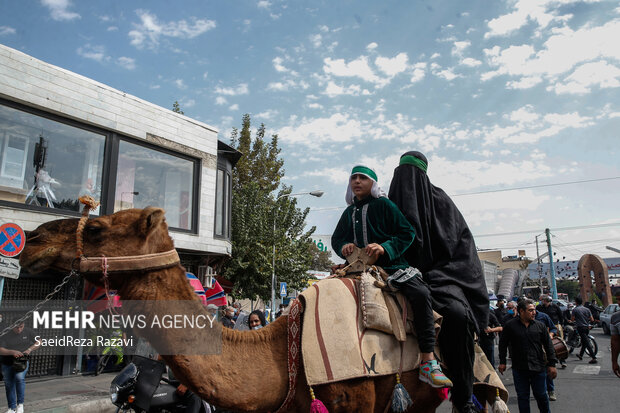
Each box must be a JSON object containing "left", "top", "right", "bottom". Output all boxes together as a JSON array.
[
  {"left": 109, "top": 355, "right": 213, "bottom": 412},
  {"left": 564, "top": 324, "right": 598, "bottom": 357}
]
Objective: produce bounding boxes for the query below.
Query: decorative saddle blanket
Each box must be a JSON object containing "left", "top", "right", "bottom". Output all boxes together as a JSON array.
[
  {"left": 297, "top": 275, "right": 509, "bottom": 405},
  {"left": 299, "top": 276, "right": 438, "bottom": 386}
]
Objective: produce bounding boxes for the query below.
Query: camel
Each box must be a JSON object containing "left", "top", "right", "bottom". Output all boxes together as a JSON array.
[{"left": 19, "top": 207, "right": 445, "bottom": 412}]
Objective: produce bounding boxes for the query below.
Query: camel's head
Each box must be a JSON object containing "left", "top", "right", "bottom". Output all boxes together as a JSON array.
[{"left": 19, "top": 207, "right": 174, "bottom": 287}]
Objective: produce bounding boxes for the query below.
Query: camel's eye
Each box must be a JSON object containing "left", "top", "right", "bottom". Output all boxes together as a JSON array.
[{"left": 84, "top": 223, "right": 104, "bottom": 240}]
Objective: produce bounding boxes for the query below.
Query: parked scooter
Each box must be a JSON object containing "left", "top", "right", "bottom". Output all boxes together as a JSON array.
[
  {"left": 110, "top": 355, "right": 213, "bottom": 412},
  {"left": 564, "top": 324, "right": 598, "bottom": 357}
]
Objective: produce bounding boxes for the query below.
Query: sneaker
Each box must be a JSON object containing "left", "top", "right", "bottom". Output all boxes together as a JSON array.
[
  {"left": 16, "top": 405, "right": 23, "bottom": 413},
  {"left": 419, "top": 359, "right": 453, "bottom": 388},
  {"left": 589, "top": 358, "right": 598, "bottom": 364},
  {"left": 6, "top": 409, "right": 16, "bottom": 413},
  {"left": 548, "top": 391, "right": 557, "bottom": 401}
]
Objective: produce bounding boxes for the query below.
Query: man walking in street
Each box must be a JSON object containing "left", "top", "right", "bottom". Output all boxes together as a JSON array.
[
  {"left": 499, "top": 299, "right": 557, "bottom": 413},
  {"left": 571, "top": 296, "right": 597, "bottom": 364},
  {"left": 610, "top": 289, "right": 620, "bottom": 378},
  {"left": 536, "top": 295, "right": 565, "bottom": 339}
]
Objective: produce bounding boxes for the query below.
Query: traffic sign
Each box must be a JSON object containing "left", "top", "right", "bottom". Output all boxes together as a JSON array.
[
  {"left": 0, "top": 256, "right": 21, "bottom": 279},
  {"left": 280, "top": 282, "right": 287, "bottom": 297},
  {"left": 0, "top": 223, "right": 26, "bottom": 258}
]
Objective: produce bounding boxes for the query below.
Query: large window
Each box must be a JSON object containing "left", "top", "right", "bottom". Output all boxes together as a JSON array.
[
  {"left": 0, "top": 104, "right": 105, "bottom": 213},
  {"left": 114, "top": 140, "right": 196, "bottom": 231},
  {"left": 214, "top": 164, "right": 231, "bottom": 238}
]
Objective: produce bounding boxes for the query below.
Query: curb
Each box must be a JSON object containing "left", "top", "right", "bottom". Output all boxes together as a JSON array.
[{"left": 67, "top": 397, "right": 116, "bottom": 413}]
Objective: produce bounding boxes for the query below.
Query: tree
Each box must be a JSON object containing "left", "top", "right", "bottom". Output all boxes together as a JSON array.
[
  {"left": 172, "top": 101, "right": 184, "bottom": 114},
  {"left": 556, "top": 280, "right": 580, "bottom": 301},
  {"left": 222, "top": 114, "right": 315, "bottom": 301},
  {"left": 308, "top": 243, "right": 335, "bottom": 272}
]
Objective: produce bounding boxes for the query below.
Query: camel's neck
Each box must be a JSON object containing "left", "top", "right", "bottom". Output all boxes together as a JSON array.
[{"left": 117, "top": 267, "right": 290, "bottom": 412}]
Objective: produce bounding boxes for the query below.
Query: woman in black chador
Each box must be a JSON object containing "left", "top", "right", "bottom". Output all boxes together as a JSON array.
[{"left": 388, "top": 151, "right": 489, "bottom": 413}]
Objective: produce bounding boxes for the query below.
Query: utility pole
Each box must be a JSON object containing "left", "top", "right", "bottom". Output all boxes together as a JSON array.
[
  {"left": 545, "top": 228, "right": 558, "bottom": 300},
  {"left": 535, "top": 235, "right": 543, "bottom": 294}
]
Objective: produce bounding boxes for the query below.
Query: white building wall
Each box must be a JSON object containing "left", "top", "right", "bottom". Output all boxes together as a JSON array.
[{"left": 0, "top": 44, "right": 230, "bottom": 256}]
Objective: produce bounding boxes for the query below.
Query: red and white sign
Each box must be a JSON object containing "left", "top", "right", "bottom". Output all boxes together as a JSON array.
[{"left": 0, "top": 223, "right": 26, "bottom": 258}]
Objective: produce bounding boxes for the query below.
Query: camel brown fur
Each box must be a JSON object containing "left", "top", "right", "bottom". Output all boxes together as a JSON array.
[{"left": 19, "top": 207, "right": 444, "bottom": 412}]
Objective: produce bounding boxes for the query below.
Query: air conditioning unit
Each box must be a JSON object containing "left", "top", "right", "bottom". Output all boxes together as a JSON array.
[{"left": 198, "top": 265, "right": 215, "bottom": 289}]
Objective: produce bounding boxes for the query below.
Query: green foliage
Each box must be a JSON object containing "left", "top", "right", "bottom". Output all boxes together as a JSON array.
[
  {"left": 556, "top": 280, "right": 580, "bottom": 301},
  {"left": 172, "top": 101, "right": 184, "bottom": 114},
  {"left": 222, "top": 114, "right": 314, "bottom": 301},
  {"left": 308, "top": 243, "right": 335, "bottom": 272}
]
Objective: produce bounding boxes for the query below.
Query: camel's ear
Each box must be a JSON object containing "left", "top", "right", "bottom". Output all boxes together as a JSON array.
[{"left": 138, "top": 207, "right": 166, "bottom": 237}]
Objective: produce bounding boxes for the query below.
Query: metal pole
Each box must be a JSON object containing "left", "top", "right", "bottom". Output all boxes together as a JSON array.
[
  {"left": 535, "top": 235, "right": 543, "bottom": 294},
  {"left": 546, "top": 228, "right": 558, "bottom": 300},
  {"left": 271, "top": 214, "right": 277, "bottom": 322}
]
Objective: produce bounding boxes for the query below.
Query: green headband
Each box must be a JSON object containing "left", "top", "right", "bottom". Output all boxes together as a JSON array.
[
  {"left": 351, "top": 165, "right": 378, "bottom": 181},
  {"left": 399, "top": 155, "right": 428, "bottom": 172}
]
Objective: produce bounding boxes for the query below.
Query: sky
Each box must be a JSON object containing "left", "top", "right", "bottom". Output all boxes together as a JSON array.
[{"left": 1, "top": 0, "right": 619, "bottom": 263}]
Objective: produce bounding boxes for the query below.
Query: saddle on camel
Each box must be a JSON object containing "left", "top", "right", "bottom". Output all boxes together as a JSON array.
[{"left": 18, "top": 198, "right": 507, "bottom": 412}]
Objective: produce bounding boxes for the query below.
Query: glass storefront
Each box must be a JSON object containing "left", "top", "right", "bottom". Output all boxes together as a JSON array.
[
  {"left": 114, "top": 140, "right": 195, "bottom": 231},
  {"left": 0, "top": 101, "right": 200, "bottom": 232},
  {"left": 0, "top": 104, "right": 105, "bottom": 213}
]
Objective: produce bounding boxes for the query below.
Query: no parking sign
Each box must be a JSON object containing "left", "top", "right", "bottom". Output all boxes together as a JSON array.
[{"left": 0, "top": 223, "right": 26, "bottom": 258}]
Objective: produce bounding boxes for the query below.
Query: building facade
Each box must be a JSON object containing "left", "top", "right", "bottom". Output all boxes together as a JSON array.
[{"left": 0, "top": 44, "right": 236, "bottom": 375}]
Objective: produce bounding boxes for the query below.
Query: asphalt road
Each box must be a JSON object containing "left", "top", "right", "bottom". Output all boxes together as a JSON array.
[{"left": 437, "top": 328, "right": 619, "bottom": 412}]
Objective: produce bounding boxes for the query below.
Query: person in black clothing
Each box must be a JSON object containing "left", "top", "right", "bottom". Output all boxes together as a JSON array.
[
  {"left": 494, "top": 298, "right": 507, "bottom": 324},
  {"left": 221, "top": 306, "right": 235, "bottom": 329},
  {"left": 499, "top": 299, "right": 557, "bottom": 413},
  {"left": 571, "top": 296, "right": 597, "bottom": 363},
  {"left": 500, "top": 301, "right": 517, "bottom": 326},
  {"left": 388, "top": 151, "right": 489, "bottom": 413},
  {"left": 0, "top": 322, "right": 40, "bottom": 413},
  {"left": 479, "top": 311, "right": 502, "bottom": 368},
  {"left": 536, "top": 296, "right": 564, "bottom": 339}
]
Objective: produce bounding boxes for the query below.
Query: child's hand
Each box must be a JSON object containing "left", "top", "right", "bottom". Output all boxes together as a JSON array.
[
  {"left": 365, "top": 243, "right": 384, "bottom": 257},
  {"left": 341, "top": 243, "right": 355, "bottom": 256}
]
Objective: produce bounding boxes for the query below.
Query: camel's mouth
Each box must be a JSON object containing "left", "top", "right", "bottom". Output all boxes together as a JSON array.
[{"left": 19, "top": 246, "right": 64, "bottom": 274}]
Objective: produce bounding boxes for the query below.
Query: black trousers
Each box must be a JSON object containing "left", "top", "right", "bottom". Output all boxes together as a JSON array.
[
  {"left": 436, "top": 300, "right": 476, "bottom": 409},
  {"left": 577, "top": 326, "right": 595, "bottom": 358},
  {"left": 399, "top": 276, "right": 436, "bottom": 354},
  {"left": 479, "top": 335, "right": 495, "bottom": 368}
]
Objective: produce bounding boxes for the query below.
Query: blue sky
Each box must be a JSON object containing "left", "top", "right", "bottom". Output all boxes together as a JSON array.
[{"left": 1, "top": 0, "right": 619, "bottom": 261}]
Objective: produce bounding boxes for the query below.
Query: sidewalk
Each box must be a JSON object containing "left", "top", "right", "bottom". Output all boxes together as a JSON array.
[{"left": 3, "top": 373, "right": 116, "bottom": 413}]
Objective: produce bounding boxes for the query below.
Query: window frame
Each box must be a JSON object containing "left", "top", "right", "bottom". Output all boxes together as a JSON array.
[
  {"left": 0, "top": 99, "right": 201, "bottom": 233},
  {"left": 214, "top": 157, "right": 232, "bottom": 240}
]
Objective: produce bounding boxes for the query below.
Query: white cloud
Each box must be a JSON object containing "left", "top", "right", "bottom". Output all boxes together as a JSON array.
[
  {"left": 434, "top": 68, "right": 460, "bottom": 81},
  {"left": 323, "top": 81, "right": 363, "bottom": 97},
  {"left": 229, "top": 104, "right": 239, "bottom": 111},
  {"left": 181, "top": 98, "right": 195, "bottom": 108},
  {"left": 323, "top": 56, "right": 382, "bottom": 84},
  {"left": 375, "top": 53, "right": 408, "bottom": 76},
  {"left": 129, "top": 10, "right": 216, "bottom": 49},
  {"left": 461, "top": 57, "right": 482, "bottom": 67},
  {"left": 116, "top": 57, "right": 136, "bottom": 70},
  {"left": 366, "top": 42, "right": 378, "bottom": 51},
  {"left": 549, "top": 60, "right": 620, "bottom": 94},
  {"left": 273, "top": 56, "right": 289, "bottom": 72},
  {"left": 452, "top": 40, "right": 471, "bottom": 57},
  {"left": 174, "top": 79, "right": 187, "bottom": 89},
  {"left": 257, "top": 1, "right": 271, "bottom": 9},
  {"left": 255, "top": 109, "right": 278, "bottom": 120},
  {"left": 277, "top": 113, "right": 364, "bottom": 146},
  {"left": 506, "top": 76, "right": 542, "bottom": 89},
  {"left": 310, "top": 34, "right": 322, "bottom": 48},
  {"left": 307, "top": 103, "right": 323, "bottom": 109},
  {"left": 41, "top": 0, "right": 80, "bottom": 21},
  {"left": 305, "top": 167, "right": 351, "bottom": 185},
  {"left": 483, "top": 18, "right": 620, "bottom": 93},
  {"left": 215, "top": 83, "right": 249, "bottom": 95},
  {"left": 76, "top": 44, "right": 107, "bottom": 62},
  {"left": 410, "top": 62, "right": 427, "bottom": 83},
  {"left": 267, "top": 80, "right": 298, "bottom": 91},
  {"left": 215, "top": 96, "right": 227, "bottom": 105},
  {"left": 0, "top": 26, "right": 16, "bottom": 36}
]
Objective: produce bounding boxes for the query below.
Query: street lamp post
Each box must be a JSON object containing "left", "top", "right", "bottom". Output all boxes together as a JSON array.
[{"left": 271, "top": 190, "right": 324, "bottom": 320}]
